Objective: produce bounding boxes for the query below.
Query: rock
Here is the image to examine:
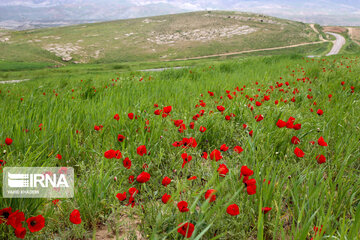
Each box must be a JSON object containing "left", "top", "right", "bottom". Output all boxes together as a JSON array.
[{"left": 62, "top": 56, "right": 72, "bottom": 61}]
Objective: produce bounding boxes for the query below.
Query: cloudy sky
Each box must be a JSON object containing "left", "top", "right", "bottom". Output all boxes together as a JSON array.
[{"left": 1, "top": 0, "right": 359, "bottom": 27}]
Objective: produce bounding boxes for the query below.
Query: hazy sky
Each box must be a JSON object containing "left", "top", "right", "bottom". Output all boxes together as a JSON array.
[{"left": 1, "top": 0, "right": 359, "bottom": 27}]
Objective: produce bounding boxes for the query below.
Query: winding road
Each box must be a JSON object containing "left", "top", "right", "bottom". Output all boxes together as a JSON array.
[
  {"left": 0, "top": 29, "right": 347, "bottom": 84},
  {"left": 325, "top": 32, "right": 346, "bottom": 56}
]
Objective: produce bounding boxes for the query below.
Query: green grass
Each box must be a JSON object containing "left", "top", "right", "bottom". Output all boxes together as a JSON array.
[
  {"left": 0, "top": 42, "right": 331, "bottom": 81},
  {"left": 0, "top": 11, "right": 322, "bottom": 65},
  {"left": 0, "top": 54, "right": 359, "bottom": 239}
]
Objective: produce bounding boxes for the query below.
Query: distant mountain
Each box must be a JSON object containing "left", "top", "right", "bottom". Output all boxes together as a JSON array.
[{"left": 1, "top": 0, "right": 359, "bottom": 29}]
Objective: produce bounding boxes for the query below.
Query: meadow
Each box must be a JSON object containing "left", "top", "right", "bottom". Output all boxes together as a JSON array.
[{"left": 0, "top": 54, "right": 359, "bottom": 239}]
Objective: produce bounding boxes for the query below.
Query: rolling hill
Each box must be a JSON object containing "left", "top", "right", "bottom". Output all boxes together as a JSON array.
[{"left": 0, "top": 11, "right": 327, "bottom": 65}]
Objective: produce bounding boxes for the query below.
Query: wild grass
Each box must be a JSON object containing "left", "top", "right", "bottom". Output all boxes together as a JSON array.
[{"left": 0, "top": 54, "right": 359, "bottom": 239}]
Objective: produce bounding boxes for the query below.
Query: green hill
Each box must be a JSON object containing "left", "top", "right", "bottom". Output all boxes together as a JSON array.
[{"left": 0, "top": 11, "right": 326, "bottom": 65}]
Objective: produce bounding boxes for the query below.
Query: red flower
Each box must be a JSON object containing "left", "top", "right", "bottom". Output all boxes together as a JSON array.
[
  {"left": 0, "top": 207, "right": 12, "bottom": 224},
  {"left": 136, "top": 172, "right": 151, "bottom": 183},
  {"left": 286, "top": 117, "right": 295, "bottom": 129},
  {"left": 202, "top": 152, "right": 208, "bottom": 159},
  {"left": 128, "top": 113, "right": 134, "bottom": 119},
  {"left": 205, "top": 189, "right": 216, "bottom": 203},
  {"left": 255, "top": 114, "right": 264, "bottom": 122},
  {"left": 114, "top": 114, "right": 120, "bottom": 121},
  {"left": 123, "top": 157, "right": 131, "bottom": 169},
  {"left": 181, "top": 152, "right": 192, "bottom": 168},
  {"left": 210, "top": 149, "right": 223, "bottom": 161},
  {"left": 199, "top": 126, "right": 207, "bottom": 132},
  {"left": 69, "top": 210, "right": 81, "bottom": 225},
  {"left": 7, "top": 210, "right": 25, "bottom": 229},
  {"left": 226, "top": 204, "right": 240, "bottom": 216},
  {"left": 245, "top": 179, "right": 257, "bottom": 195},
  {"left": 163, "top": 106, "right": 172, "bottom": 114},
  {"left": 117, "top": 134, "right": 125, "bottom": 142},
  {"left": 294, "top": 147, "right": 305, "bottom": 158},
  {"left": 220, "top": 144, "right": 229, "bottom": 152},
  {"left": 189, "top": 122, "right": 194, "bottom": 129},
  {"left": 0, "top": 159, "right": 6, "bottom": 167},
  {"left": 291, "top": 136, "right": 300, "bottom": 145},
  {"left": 177, "top": 201, "right": 189, "bottom": 212},
  {"left": 217, "top": 105, "right": 225, "bottom": 112},
  {"left": 318, "top": 136, "right": 328, "bottom": 146},
  {"left": 154, "top": 109, "right": 162, "bottom": 115},
  {"left": 316, "top": 155, "right": 326, "bottom": 164},
  {"left": 128, "top": 175, "right": 134, "bottom": 183},
  {"left": 249, "top": 130, "right": 253, "bottom": 137},
  {"left": 116, "top": 192, "right": 127, "bottom": 201},
  {"left": 56, "top": 154, "right": 62, "bottom": 160},
  {"left": 104, "top": 149, "right": 116, "bottom": 159},
  {"left": 188, "top": 176, "right": 197, "bottom": 180},
  {"left": 26, "top": 215, "right": 45, "bottom": 232},
  {"left": 5, "top": 138, "right": 12, "bottom": 145},
  {"left": 293, "top": 124, "right": 302, "bottom": 130},
  {"left": 317, "top": 109, "right": 323, "bottom": 115},
  {"left": 208, "top": 91, "right": 214, "bottom": 96},
  {"left": 217, "top": 164, "right": 229, "bottom": 177},
  {"left": 162, "top": 193, "right": 171, "bottom": 204},
  {"left": 240, "top": 166, "right": 254, "bottom": 182},
  {"left": 234, "top": 146, "right": 243, "bottom": 153},
  {"left": 262, "top": 207, "right": 272, "bottom": 214},
  {"left": 15, "top": 227, "right": 26, "bottom": 239},
  {"left": 177, "top": 222, "right": 195, "bottom": 238},
  {"left": 137, "top": 145, "right": 147, "bottom": 156},
  {"left": 162, "top": 176, "right": 171, "bottom": 187}
]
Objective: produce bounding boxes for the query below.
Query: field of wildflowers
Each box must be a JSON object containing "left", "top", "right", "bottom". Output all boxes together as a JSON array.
[{"left": 0, "top": 54, "right": 359, "bottom": 239}]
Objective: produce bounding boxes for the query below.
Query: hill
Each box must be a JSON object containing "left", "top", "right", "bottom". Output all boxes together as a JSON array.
[{"left": 0, "top": 11, "right": 326, "bottom": 64}]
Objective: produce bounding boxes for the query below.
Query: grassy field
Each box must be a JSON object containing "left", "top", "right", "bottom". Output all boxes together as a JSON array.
[
  {"left": 0, "top": 11, "right": 323, "bottom": 65},
  {"left": 0, "top": 41, "right": 332, "bottom": 81},
  {"left": 0, "top": 53, "right": 359, "bottom": 239}
]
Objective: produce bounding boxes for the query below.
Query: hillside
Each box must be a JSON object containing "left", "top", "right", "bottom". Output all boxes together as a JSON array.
[{"left": 0, "top": 11, "right": 325, "bottom": 64}]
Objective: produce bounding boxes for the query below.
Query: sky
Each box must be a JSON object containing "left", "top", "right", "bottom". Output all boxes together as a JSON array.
[{"left": 1, "top": 0, "right": 359, "bottom": 28}]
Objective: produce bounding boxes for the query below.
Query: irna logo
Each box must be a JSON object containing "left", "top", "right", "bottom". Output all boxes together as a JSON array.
[{"left": 3, "top": 167, "right": 74, "bottom": 198}]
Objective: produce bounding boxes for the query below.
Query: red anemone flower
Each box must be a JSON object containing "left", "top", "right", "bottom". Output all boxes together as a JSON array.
[
  {"left": 15, "top": 227, "right": 26, "bottom": 239},
  {"left": 234, "top": 146, "right": 243, "bottom": 153},
  {"left": 226, "top": 204, "right": 240, "bottom": 216},
  {"left": 5, "top": 138, "right": 13, "bottom": 145},
  {"left": 177, "top": 222, "right": 194, "bottom": 238},
  {"left": 7, "top": 210, "right": 25, "bottom": 229},
  {"left": 318, "top": 136, "right": 328, "bottom": 146},
  {"left": 69, "top": 210, "right": 81, "bottom": 225},
  {"left": 217, "top": 164, "right": 229, "bottom": 177},
  {"left": 205, "top": 189, "right": 216, "bottom": 203},
  {"left": 137, "top": 145, "right": 147, "bottom": 156},
  {"left": 116, "top": 192, "right": 127, "bottom": 201},
  {"left": 162, "top": 176, "right": 171, "bottom": 187},
  {"left": 316, "top": 155, "right": 326, "bottom": 164},
  {"left": 177, "top": 201, "right": 189, "bottom": 212},
  {"left": 26, "top": 215, "right": 45, "bottom": 232},
  {"left": 123, "top": 157, "right": 132, "bottom": 169},
  {"left": 262, "top": 207, "right": 272, "bottom": 214},
  {"left": 162, "top": 193, "right": 171, "bottom": 204},
  {"left": 136, "top": 172, "right": 151, "bottom": 183},
  {"left": 210, "top": 149, "right": 223, "bottom": 161},
  {"left": 294, "top": 147, "right": 305, "bottom": 158}
]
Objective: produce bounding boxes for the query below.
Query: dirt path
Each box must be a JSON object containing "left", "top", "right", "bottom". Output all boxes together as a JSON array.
[
  {"left": 310, "top": 24, "right": 325, "bottom": 41},
  {"left": 168, "top": 41, "right": 327, "bottom": 61},
  {"left": 0, "top": 79, "right": 31, "bottom": 84}
]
